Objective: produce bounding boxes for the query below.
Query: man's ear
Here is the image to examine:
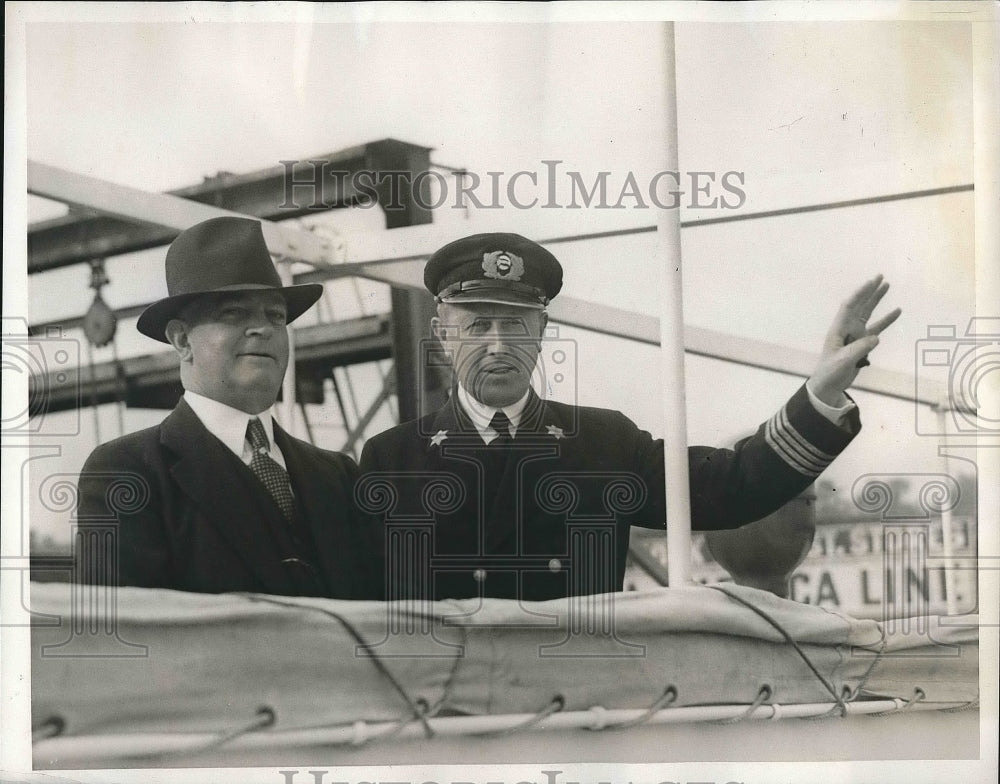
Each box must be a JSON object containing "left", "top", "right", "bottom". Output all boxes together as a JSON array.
[
  {"left": 430, "top": 315, "right": 458, "bottom": 368},
  {"left": 164, "top": 319, "right": 193, "bottom": 362},
  {"left": 431, "top": 315, "right": 445, "bottom": 342},
  {"left": 538, "top": 311, "right": 549, "bottom": 345}
]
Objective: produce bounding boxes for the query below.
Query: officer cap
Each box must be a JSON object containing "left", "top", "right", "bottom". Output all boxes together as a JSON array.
[{"left": 424, "top": 232, "right": 563, "bottom": 310}]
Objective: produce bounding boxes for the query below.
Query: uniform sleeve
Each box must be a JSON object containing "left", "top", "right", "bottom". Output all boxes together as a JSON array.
[
  {"left": 75, "top": 443, "right": 172, "bottom": 588},
  {"left": 631, "top": 383, "right": 860, "bottom": 531}
]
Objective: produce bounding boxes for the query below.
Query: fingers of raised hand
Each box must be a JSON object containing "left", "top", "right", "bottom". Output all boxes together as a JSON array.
[
  {"left": 843, "top": 274, "right": 886, "bottom": 314},
  {"left": 862, "top": 277, "right": 891, "bottom": 322},
  {"left": 851, "top": 275, "right": 890, "bottom": 320},
  {"left": 842, "top": 334, "right": 879, "bottom": 363},
  {"left": 866, "top": 306, "right": 902, "bottom": 337},
  {"left": 840, "top": 276, "right": 900, "bottom": 342}
]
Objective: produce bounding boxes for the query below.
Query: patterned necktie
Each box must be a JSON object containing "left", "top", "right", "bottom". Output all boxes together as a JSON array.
[
  {"left": 489, "top": 411, "right": 513, "bottom": 444},
  {"left": 246, "top": 417, "right": 296, "bottom": 522}
]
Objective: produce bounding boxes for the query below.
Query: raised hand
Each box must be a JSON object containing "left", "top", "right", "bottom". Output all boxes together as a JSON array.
[{"left": 808, "top": 275, "right": 901, "bottom": 406}]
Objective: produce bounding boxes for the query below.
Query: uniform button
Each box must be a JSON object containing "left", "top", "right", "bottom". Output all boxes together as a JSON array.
[
  {"left": 548, "top": 558, "right": 562, "bottom": 573},
  {"left": 472, "top": 569, "right": 487, "bottom": 583}
]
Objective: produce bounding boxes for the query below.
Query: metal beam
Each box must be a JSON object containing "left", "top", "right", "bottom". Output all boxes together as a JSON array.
[
  {"left": 295, "top": 255, "right": 427, "bottom": 289},
  {"left": 308, "top": 252, "right": 934, "bottom": 407},
  {"left": 30, "top": 304, "right": 150, "bottom": 336},
  {"left": 28, "top": 139, "right": 434, "bottom": 273},
  {"left": 389, "top": 288, "right": 448, "bottom": 421},
  {"left": 28, "top": 161, "right": 339, "bottom": 269},
  {"left": 293, "top": 254, "right": 935, "bottom": 422},
  {"left": 342, "top": 373, "right": 396, "bottom": 457},
  {"left": 546, "top": 295, "right": 935, "bottom": 405},
  {"left": 33, "top": 278, "right": 927, "bottom": 407},
  {"left": 32, "top": 316, "right": 392, "bottom": 414},
  {"left": 26, "top": 160, "right": 937, "bottom": 408},
  {"left": 29, "top": 257, "right": 930, "bottom": 407}
]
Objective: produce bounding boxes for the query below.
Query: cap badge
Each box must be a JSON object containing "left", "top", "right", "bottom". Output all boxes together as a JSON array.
[{"left": 482, "top": 250, "right": 524, "bottom": 282}]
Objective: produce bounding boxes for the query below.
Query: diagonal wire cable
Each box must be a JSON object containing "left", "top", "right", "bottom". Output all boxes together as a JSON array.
[
  {"left": 243, "top": 594, "right": 436, "bottom": 739},
  {"left": 117, "top": 705, "right": 276, "bottom": 762},
  {"left": 709, "top": 585, "right": 848, "bottom": 713}
]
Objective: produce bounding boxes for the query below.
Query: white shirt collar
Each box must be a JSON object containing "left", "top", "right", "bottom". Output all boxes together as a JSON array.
[
  {"left": 456, "top": 384, "right": 530, "bottom": 443},
  {"left": 183, "top": 391, "right": 283, "bottom": 466}
]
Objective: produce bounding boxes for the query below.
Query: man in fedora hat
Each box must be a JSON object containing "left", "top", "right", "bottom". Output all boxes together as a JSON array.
[
  {"left": 358, "top": 232, "right": 900, "bottom": 602},
  {"left": 76, "top": 216, "right": 370, "bottom": 598}
]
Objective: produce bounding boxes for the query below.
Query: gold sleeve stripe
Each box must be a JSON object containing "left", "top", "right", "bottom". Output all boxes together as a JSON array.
[
  {"left": 777, "top": 406, "right": 838, "bottom": 463},
  {"left": 763, "top": 409, "right": 833, "bottom": 477}
]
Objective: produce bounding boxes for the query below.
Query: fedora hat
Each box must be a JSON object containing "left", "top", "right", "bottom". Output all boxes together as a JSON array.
[{"left": 136, "top": 217, "right": 324, "bottom": 342}]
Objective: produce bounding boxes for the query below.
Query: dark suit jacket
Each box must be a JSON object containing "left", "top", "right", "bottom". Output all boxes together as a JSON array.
[
  {"left": 358, "top": 384, "right": 860, "bottom": 601},
  {"left": 76, "top": 398, "right": 373, "bottom": 598}
]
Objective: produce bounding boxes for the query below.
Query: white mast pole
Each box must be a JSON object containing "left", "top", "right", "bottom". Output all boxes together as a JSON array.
[{"left": 657, "top": 22, "right": 693, "bottom": 586}]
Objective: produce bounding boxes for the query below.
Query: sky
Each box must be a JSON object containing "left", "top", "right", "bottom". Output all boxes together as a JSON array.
[
  {"left": 6, "top": 7, "right": 986, "bottom": 545},
  {"left": 3, "top": 5, "right": 998, "bottom": 782}
]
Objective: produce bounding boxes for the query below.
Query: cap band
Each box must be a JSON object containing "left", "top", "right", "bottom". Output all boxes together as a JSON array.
[{"left": 436, "top": 278, "right": 550, "bottom": 306}]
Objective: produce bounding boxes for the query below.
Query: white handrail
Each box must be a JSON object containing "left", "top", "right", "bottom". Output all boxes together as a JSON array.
[{"left": 31, "top": 697, "right": 967, "bottom": 762}]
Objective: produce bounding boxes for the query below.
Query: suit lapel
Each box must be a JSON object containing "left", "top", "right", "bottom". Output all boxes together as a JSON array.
[
  {"left": 160, "top": 400, "right": 297, "bottom": 594},
  {"left": 429, "top": 396, "right": 470, "bottom": 442},
  {"left": 517, "top": 389, "right": 548, "bottom": 435},
  {"left": 426, "top": 397, "right": 492, "bottom": 554},
  {"left": 274, "top": 425, "right": 353, "bottom": 597}
]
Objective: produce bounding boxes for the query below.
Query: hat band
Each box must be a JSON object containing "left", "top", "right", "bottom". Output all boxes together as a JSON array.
[{"left": 436, "top": 279, "right": 549, "bottom": 305}]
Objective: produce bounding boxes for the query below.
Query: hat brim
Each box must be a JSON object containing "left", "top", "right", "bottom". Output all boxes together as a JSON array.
[
  {"left": 136, "top": 283, "right": 324, "bottom": 343},
  {"left": 438, "top": 289, "right": 546, "bottom": 310}
]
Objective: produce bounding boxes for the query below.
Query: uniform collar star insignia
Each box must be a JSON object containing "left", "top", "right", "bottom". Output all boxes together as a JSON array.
[
  {"left": 545, "top": 425, "right": 565, "bottom": 439},
  {"left": 430, "top": 430, "right": 449, "bottom": 447}
]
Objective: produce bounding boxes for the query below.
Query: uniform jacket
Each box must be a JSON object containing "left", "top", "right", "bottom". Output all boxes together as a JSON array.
[
  {"left": 357, "top": 384, "right": 860, "bottom": 601},
  {"left": 76, "top": 398, "right": 372, "bottom": 598}
]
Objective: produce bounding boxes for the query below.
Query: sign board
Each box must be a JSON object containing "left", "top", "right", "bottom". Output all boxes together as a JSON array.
[{"left": 627, "top": 518, "right": 978, "bottom": 619}]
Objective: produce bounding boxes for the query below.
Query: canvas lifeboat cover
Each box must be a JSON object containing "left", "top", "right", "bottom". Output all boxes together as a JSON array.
[{"left": 30, "top": 582, "right": 979, "bottom": 744}]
